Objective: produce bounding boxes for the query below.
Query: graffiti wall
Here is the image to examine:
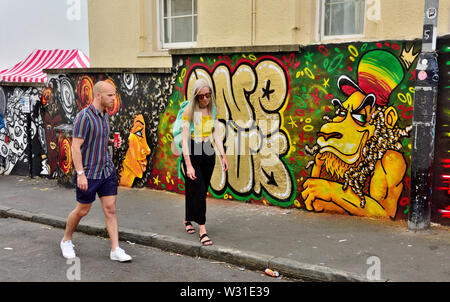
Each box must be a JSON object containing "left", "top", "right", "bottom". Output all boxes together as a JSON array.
[
  {"left": 151, "top": 40, "right": 424, "bottom": 222},
  {"left": 432, "top": 36, "right": 450, "bottom": 224},
  {"left": 42, "top": 69, "right": 180, "bottom": 186},
  {"left": 11, "top": 36, "right": 448, "bottom": 224},
  {"left": 0, "top": 85, "right": 46, "bottom": 176}
]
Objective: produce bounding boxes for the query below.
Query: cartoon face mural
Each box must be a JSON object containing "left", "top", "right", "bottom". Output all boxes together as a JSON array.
[
  {"left": 109, "top": 68, "right": 181, "bottom": 188},
  {"left": 119, "top": 114, "right": 151, "bottom": 187},
  {"left": 302, "top": 50, "right": 413, "bottom": 219}
]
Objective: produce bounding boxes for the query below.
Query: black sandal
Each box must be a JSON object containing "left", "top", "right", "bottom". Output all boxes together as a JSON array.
[
  {"left": 184, "top": 221, "right": 195, "bottom": 234},
  {"left": 199, "top": 233, "right": 213, "bottom": 246}
]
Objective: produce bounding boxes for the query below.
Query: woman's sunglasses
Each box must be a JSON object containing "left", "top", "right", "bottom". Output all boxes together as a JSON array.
[{"left": 197, "top": 93, "right": 211, "bottom": 100}]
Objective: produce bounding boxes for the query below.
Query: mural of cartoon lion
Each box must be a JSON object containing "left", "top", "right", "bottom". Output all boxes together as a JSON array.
[{"left": 302, "top": 50, "right": 412, "bottom": 219}]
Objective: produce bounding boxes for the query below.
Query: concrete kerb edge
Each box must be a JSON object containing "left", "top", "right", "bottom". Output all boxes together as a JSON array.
[
  {"left": 0, "top": 205, "right": 13, "bottom": 218},
  {"left": 77, "top": 221, "right": 108, "bottom": 237},
  {"left": 152, "top": 234, "right": 202, "bottom": 257},
  {"left": 5, "top": 208, "right": 33, "bottom": 221},
  {"left": 198, "top": 245, "right": 271, "bottom": 272},
  {"left": 269, "top": 257, "right": 368, "bottom": 282},
  {"left": 1, "top": 206, "right": 370, "bottom": 282},
  {"left": 31, "top": 213, "right": 67, "bottom": 229}
]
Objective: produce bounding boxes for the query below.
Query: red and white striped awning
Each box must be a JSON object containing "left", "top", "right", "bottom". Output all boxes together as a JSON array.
[{"left": 0, "top": 49, "right": 89, "bottom": 84}]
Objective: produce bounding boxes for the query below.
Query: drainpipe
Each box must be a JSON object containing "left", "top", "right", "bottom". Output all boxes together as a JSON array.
[
  {"left": 139, "top": 0, "right": 145, "bottom": 52},
  {"left": 251, "top": 0, "right": 256, "bottom": 45},
  {"left": 409, "top": 0, "right": 440, "bottom": 230},
  {"left": 291, "top": 0, "right": 300, "bottom": 43}
]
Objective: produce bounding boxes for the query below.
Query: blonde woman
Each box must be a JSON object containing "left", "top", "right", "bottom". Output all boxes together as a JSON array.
[{"left": 181, "top": 79, "right": 228, "bottom": 245}]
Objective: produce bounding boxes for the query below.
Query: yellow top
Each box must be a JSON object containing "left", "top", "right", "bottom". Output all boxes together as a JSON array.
[{"left": 182, "top": 114, "right": 214, "bottom": 138}]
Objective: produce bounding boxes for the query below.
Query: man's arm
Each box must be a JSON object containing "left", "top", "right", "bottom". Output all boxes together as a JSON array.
[{"left": 71, "top": 137, "right": 88, "bottom": 191}]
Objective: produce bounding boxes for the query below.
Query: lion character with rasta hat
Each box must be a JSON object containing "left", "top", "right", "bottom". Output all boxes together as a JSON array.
[{"left": 302, "top": 50, "right": 412, "bottom": 219}]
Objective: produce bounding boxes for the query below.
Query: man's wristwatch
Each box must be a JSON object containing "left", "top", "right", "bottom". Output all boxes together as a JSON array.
[{"left": 76, "top": 170, "right": 84, "bottom": 176}]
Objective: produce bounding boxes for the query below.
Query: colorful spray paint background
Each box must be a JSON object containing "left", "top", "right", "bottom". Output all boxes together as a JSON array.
[
  {"left": 42, "top": 70, "right": 180, "bottom": 186},
  {"left": 432, "top": 38, "right": 450, "bottom": 225},
  {"left": 151, "top": 40, "right": 423, "bottom": 220},
  {"left": 4, "top": 37, "right": 450, "bottom": 223}
]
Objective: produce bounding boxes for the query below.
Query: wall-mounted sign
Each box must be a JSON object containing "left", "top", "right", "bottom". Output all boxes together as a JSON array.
[
  {"left": 423, "top": 24, "right": 434, "bottom": 43},
  {"left": 21, "top": 96, "right": 30, "bottom": 113},
  {"left": 418, "top": 70, "right": 428, "bottom": 81},
  {"left": 426, "top": 7, "right": 437, "bottom": 19}
]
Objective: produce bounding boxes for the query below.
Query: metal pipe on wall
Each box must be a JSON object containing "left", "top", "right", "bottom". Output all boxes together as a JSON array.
[
  {"left": 251, "top": 0, "right": 256, "bottom": 45},
  {"left": 409, "top": 0, "right": 440, "bottom": 230}
]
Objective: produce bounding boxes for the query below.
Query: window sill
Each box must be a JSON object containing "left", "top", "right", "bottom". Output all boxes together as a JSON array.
[
  {"left": 320, "top": 34, "right": 365, "bottom": 42},
  {"left": 137, "top": 51, "right": 171, "bottom": 58},
  {"left": 168, "top": 45, "right": 299, "bottom": 55}
]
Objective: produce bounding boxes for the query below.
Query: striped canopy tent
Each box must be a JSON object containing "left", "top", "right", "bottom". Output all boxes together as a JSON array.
[{"left": 0, "top": 49, "right": 89, "bottom": 84}]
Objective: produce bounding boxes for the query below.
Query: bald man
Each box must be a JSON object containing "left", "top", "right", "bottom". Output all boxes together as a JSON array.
[{"left": 60, "top": 81, "right": 132, "bottom": 262}]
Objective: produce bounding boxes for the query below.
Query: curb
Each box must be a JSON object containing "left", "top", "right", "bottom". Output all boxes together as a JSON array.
[{"left": 0, "top": 206, "right": 369, "bottom": 282}]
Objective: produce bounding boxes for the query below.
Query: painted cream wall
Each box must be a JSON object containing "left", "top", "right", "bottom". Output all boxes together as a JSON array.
[
  {"left": 88, "top": 0, "right": 171, "bottom": 68},
  {"left": 197, "top": 0, "right": 300, "bottom": 47},
  {"left": 388, "top": 0, "right": 450, "bottom": 38},
  {"left": 364, "top": 0, "right": 450, "bottom": 41},
  {"left": 88, "top": 0, "right": 450, "bottom": 68},
  {"left": 307, "top": 0, "right": 450, "bottom": 44},
  {"left": 197, "top": 0, "right": 253, "bottom": 47},
  {"left": 192, "top": 0, "right": 450, "bottom": 46},
  {"left": 254, "top": 0, "right": 299, "bottom": 45}
]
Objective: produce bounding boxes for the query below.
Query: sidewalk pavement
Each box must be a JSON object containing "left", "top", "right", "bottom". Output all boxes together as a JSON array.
[{"left": 1, "top": 174, "right": 450, "bottom": 282}]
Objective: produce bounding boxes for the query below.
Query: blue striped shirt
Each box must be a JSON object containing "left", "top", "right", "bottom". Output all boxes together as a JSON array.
[{"left": 72, "top": 104, "right": 115, "bottom": 179}]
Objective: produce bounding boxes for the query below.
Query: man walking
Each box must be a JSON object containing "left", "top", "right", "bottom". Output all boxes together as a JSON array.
[{"left": 60, "top": 81, "right": 132, "bottom": 262}]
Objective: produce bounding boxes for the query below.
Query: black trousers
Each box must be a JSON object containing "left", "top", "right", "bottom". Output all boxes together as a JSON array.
[{"left": 182, "top": 138, "right": 216, "bottom": 225}]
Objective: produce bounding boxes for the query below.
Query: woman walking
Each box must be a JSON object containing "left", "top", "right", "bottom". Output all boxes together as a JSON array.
[{"left": 180, "top": 79, "right": 228, "bottom": 245}]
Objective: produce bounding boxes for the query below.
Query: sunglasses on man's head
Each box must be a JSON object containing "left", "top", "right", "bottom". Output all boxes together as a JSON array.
[{"left": 197, "top": 93, "right": 211, "bottom": 100}]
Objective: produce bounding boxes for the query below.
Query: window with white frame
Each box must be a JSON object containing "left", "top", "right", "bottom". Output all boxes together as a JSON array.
[
  {"left": 159, "top": 0, "right": 197, "bottom": 49},
  {"left": 320, "top": 0, "right": 366, "bottom": 39}
]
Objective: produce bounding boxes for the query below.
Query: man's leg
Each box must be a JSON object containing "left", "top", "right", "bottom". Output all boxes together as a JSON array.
[
  {"left": 98, "top": 173, "right": 131, "bottom": 261},
  {"left": 100, "top": 195, "right": 119, "bottom": 251},
  {"left": 100, "top": 194, "right": 132, "bottom": 262},
  {"left": 63, "top": 202, "right": 92, "bottom": 242}
]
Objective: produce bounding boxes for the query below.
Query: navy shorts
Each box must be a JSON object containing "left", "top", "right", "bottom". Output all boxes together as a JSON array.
[{"left": 74, "top": 172, "right": 118, "bottom": 204}]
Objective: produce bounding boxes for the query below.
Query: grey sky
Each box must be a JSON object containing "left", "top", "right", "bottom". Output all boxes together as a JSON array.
[{"left": 0, "top": 0, "right": 89, "bottom": 70}]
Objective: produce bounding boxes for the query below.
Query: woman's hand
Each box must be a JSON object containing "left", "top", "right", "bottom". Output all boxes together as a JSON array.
[
  {"left": 221, "top": 155, "right": 229, "bottom": 172},
  {"left": 186, "top": 165, "right": 196, "bottom": 180}
]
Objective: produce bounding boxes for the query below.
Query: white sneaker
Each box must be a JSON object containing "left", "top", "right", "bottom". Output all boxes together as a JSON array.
[
  {"left": 60, "top": 240, "right": 76, "bottom": 259},
  {"left": 110, "top": 247, "right": 132, "bottom": 262}
]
